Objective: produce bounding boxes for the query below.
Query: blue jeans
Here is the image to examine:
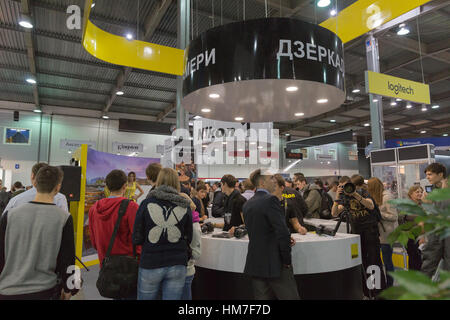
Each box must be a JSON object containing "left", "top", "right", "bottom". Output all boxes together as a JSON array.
[
  {"left": 381, "top": 244, "right": 394, "bottom": 287},
  {"left": 181, "top": 274, "right": 194, "bottom": 300},
  {"left": 137, "top": 266, "right": 186, "bottom": 300}
]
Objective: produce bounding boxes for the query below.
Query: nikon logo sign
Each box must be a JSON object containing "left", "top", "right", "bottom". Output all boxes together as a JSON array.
[{"left": 365, "top": 71, "right": 430, "bottom": 104}]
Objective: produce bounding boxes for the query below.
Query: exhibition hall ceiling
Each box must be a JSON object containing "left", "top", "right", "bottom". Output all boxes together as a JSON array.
[{"left": 0, "top": 0, "right": 449, "bottom": 142}]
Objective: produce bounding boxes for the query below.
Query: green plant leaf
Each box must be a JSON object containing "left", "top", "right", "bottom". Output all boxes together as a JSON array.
[
  {"left": 397, "top": 293, "right": 427, "bottom": 300},
  {"left": 379, "top": 286, "right": 408, "bottom": 300},
  {"left": 426, "top": 188, "right": 450, "bottom": 201},
  {"left": 397, "top": 232, "right": 410, "bottom": 247},
  {"left": 421, "top": 203, "right": 441, "bottom": 215},
  {"left": 390, "top": 270, "right": 439, "bottom": 296},
  {"left": 411, "top": 226, "right": 423, "bottom": 238}
]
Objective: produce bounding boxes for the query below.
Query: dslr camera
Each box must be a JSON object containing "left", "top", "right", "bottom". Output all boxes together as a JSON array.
[
  {"left": 233, "top": 226, "right": 248, "bottom": 239},
  {"left": 335, "top": 182, "right": 356, "bottom": 207},
  {"left": 201, "top": 222, "right": 214, "bottom": 234}
]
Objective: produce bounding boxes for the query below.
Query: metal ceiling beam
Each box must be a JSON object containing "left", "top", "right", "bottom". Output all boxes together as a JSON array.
[
  {"left": 253, "top": 0, "right": 293, "bottom": 14},
  {"left": 313, "top": 90, "right": 450, "bottom": 136},
  {"left": 383, "top": 116, "right": 450, "bottom": 136},
  {"left": 103, "top": 0, "right": 174, "bottom": 115},
  {"left": 156, "top": 102, "right": 176, "bottom": 121},
  {"left": 20, "top": 0, "right": 40, "bottom": 110}
]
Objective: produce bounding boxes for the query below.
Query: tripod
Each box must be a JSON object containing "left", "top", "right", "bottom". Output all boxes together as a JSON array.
[{"left": 332, "top": 210, "right": 351, "bottom": 236}]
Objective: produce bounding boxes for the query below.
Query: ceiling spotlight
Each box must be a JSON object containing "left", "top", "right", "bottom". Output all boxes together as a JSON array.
[
  {"left": 91, "top": 3, "right": 95, "bottom": 8},
  {"left": 330, "top": 119, "right": 336, "bottom": 123},
  {"left": 364, "top": 123, "right": 370, "bottom": 127},
  {"left": 317, "top": 98, "right": 328, "bottom": 104},
  {"left": 432, "top": 105, "right": 440, "bottom": 109},
  {"left": 420, "top": 131, "right": 426, "bottom": 134},
  {"left": 18, "top": 17, "right": 33, "bottom": 29},
  {"left": 396, "top": 98, "right": 402, "bottom": 102},
  {"left": 209, "top": 93, "right": 220, "bottom": 99},
  {"left": 295, "top": 112, "right": 305, "bottom": 117},
  {"left": 397, "top": 26, "right": 410, "bottom": 36},
  {"left": 116, "top": 90, "right": 124, "bottom": 96},
  {"left": 443, "top": 134, "right": 448, "bottom": 137},
  {"left": 317, "top": 0, "right": 331, "bottom": 8},
  {"left": 394, "top": 127, "right": 400, "bottom": 130},
  {"left": 369, "top": 141, "right": 373, "bottom": 144},
  {"left": 330, "top": 9, "right": 337, "bottom": 16},
  {"left": 250, "top": 142, "right": 256, "bottom": 145},
  {"left": 285, "top": 133, "right": 290, "bottom": 136},
  {"left": 286, "top": 86, "right": 298, "bottom": 92},
  {"left": 257, "top": 146, "right": 263, "bottom": 149},
  {"left": 391, "top": 101, "right": 397, "bottom": 106},
  {"left": 26, "top": 78, "right": 36, "bottom": 84},
  {"left": 201, "top": 108, "right": 211, "bottom": 113},
  {"left": 373, "top": 99, "right": 379, "bottom": 102},
  {"left": 33, "top": 109, "right": 42, "bottom": 113},
  {"left": 126, "top": 33, "right": 134, "bottom": 40},
  {"left": 102, "top": 115, "right": 109, "bottom": 119},
  {"left": 406, "top": 104, "right": 412, "bottom": 109},
  {"left": 235, "top": 117, "right": 244, "bottom": 121},
  {"left": 421, "top": 106, "right": 427, "bottom": 112},
  {"left": 352, "top": 88, "right": 360, "bottom": 93}
]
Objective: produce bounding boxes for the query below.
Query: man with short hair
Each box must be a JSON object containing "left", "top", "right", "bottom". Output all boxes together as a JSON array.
[
  {"left": 211, "top": 175, "right": 246, "bottom": 234},
  {"left": 11, "top": 182, "right": 25, "bottom": 198},
  {"left": 328, "top": 181, "right": 339, "bottom": 201},
  {"left": 295, "top": 176, "right": 322, "bottom": 219},
  {"left": 4, "top": 163, "right": 68, "bottom": 213},
  {"left": 145, "top": 163, "right": 162, "bottom": 198},
  {"left": 211, "top": 182, "right": 226, "bottom": 218},
  {"left": 421, "top": 162, "right": 449, "bottom": 278},
  {"left": 89, "top": 170, "right": 140, "bottom": 270},
  {"left": 241, "top": 179, "right": 256, "bottom": 200},
  {"left": 243, "top": 169, "right": 299, "bottom": 300},
  {"left": 0, "top": 166, "right": 77, "bottom": 300}
]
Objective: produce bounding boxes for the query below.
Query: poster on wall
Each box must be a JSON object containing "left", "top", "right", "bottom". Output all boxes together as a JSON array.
[
  {"left": 82, "top": 148, "right": 160, "bottom": 257},
  {"left": 4, "top": 128, "right": 31, "bottom": 145}
]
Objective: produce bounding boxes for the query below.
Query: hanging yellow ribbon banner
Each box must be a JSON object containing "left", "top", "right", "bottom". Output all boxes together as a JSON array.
[
  {"left": 320, "top": 0, "right": 433, "bottom": 44},
  {"left": 81, "top": 0, "right": 431, "bottom": 73},
  {"left": 82, "top": 0, "right": 185, "bottom": 76}
]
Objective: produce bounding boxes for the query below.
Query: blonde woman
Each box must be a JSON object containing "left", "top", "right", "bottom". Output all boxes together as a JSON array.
[
  {"left": 405, "top": 185, "right": 425, "bottom": 271},
  {"left": 132, "top": 168, "right": 193, "bottom": 300},
  {"left": 368, "top": 177, "right": 398, "bottom": 288}
]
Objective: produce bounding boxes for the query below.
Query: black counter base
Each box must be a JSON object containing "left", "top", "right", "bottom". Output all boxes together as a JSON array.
[{"left": 192, "top": 265, "right": 363, "bottom": 300}]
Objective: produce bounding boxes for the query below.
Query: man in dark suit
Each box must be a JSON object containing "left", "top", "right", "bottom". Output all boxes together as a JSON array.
[{"left": 243, "top": 169, "right": 299, "bottom": 300}]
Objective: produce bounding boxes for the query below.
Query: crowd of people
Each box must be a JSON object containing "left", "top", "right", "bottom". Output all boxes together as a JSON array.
[{"left": 0, "top": 161, "right": 448, "bottom": 300}]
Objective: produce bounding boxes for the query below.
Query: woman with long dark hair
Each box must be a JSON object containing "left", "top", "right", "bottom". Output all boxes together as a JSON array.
[{"left": 125, "top": 172, "right": 144, "bottom": 202}]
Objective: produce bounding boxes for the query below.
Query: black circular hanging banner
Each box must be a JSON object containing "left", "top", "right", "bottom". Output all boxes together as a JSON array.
[{"left": 182, "top": 18, "right": 346, "bottom": 123}]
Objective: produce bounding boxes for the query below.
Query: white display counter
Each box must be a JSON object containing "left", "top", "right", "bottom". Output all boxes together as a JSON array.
[{"left": 193, "top": 218, "right": 364, "bottom": 300}]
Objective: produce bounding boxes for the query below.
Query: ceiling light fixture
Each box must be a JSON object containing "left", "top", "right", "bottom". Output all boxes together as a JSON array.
[
  {"left": 33, "top": 109, "right": 42, "bottom": 113},
  {"left": 91, "top": 3, "right": 95, "bottom": 8},
  {"left": 209, "top": 93, "right": 220, "bottom": 99},
  {"left": 397, "top": 26, "right": 410, "bottom": 36},
  {"left": 286, "top": 86, "right": 298, "bottom": 92},
  {"left": 102, "top": 115, "right": 109, "bottom": 119},
  {"left": 421, "top": 106, "right": 427, "bottom": 112},
  {"left": 394, "top": 127, "right": 400, "bottom": 130},
  {"left": 317, "top": 98, "right": 328, "bottom": 104},
  {"left": 420, "top": 131, "right": 426, "bottom": 134},
  {"left": 201, "top": 108, "right": 211, "bottom": 113},
  {"left": 18, "top": 17, "right": 33, "bottom": 29},
  {"left": 116, "top": 90, "right": 124, "bottom": 96},
  {"left": 330, "top": 119, "right": 336, "bottom": 123},
  {"left": 330, "top": 9, "right": 337, "bottom": 16},
  {"left": 295, "top": 112, "right": 305, "bottom": 117},
  {"left": 396, "top": 98, "right": 402, "bottom": 102},
  {"left": 432, "top": 105, "right": 440, "bottom": 109},
  {"left": 443, "top": 134, "right": 448, "bottom": 137},
  {"left": 373, "top": 99, "right": 379, "bottom": 102},
  {"left": 193, "top": 115, "right": 201, "bottom": 119},
  {"left": 317, "top": 0, "right": 331, "bottom": 8},
  {"left": 391, "top": 100, "right": 397, "bottom": 106},
  {"left": 406, "top": 104, "right": 412, "bottom": 109},
  {"left": 126, "top": 33, "right": 133, "bottom": 40},
  {"left": 235, "top": 117, "right": 244, "bottom": 121},
  {"left": 26, "top": 78, "right": 36, "bottom": 84},
  {"left": 364, "top": 123, "right": 370, "bottom": 127},
  {"left": 352, "top": 88, "right": 360, "bottom": 93}
]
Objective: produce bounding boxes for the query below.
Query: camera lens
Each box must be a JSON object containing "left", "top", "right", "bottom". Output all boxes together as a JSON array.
[{"left": 343, "top": 182, "right": 356, "bottom": 194}]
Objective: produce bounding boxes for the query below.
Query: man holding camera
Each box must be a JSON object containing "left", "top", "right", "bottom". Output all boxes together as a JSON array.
[{"left": 331, "top": 175, "right": 386, "bottom": 298}]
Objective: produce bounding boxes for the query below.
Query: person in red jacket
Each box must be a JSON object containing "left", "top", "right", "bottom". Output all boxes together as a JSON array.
[{"left": 89, "top": 170, "right": 140, "bottom": 271}]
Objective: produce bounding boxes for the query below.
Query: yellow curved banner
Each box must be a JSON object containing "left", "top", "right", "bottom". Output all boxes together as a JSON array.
[
  {"left": 82, "top": 0, "right": 184, "bottom": 76},
  {"left": 320, "top": 0, "right": 432, "bottom": 44}
]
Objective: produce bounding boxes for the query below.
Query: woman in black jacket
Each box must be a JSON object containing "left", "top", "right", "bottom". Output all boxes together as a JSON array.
[{"left": 133, "top": 168, "right": 193, "bottom": 300}]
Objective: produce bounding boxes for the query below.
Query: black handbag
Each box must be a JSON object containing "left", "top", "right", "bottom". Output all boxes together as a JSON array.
[{"left": 96, "top": 200, "right": 139, "bottom": 299}]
